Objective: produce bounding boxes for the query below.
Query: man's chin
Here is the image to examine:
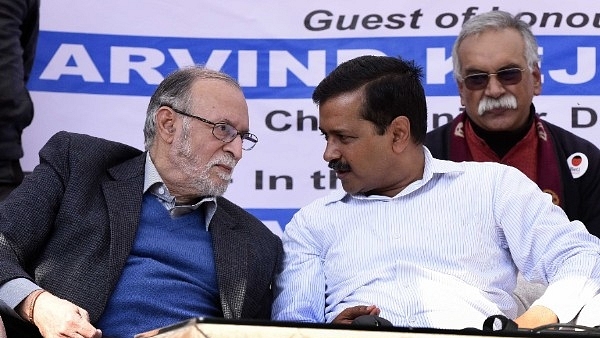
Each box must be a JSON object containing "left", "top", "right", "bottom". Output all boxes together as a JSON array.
[
  {"left": 196, "top": 180, "right": 229, "bottom": 197},
  {"left": 211, "top": 183, "right": 229, "bottom": 197},
  {"left": 340, "top": 181, "right": 359, "bottom": 195}
]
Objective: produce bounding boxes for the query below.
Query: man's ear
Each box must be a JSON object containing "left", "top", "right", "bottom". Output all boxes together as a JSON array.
[
  {"left": 390, "top": 116, "right": 411, "bottom": 152},
  {"left": 156, "top": 106, "right": 176, "bottom": 143},
  {"left": 531, "top": 64, "right": 542, "bottom": 96},
  {"left": 457, "top": 80, "right": 467, "bottom": 106}
]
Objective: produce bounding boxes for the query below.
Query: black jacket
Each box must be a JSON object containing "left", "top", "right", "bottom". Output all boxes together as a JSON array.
[
  {"left": 0, "top": 0, "right": 39, "bottom": 160},
  {"left": 426, "top": 113, "right": 600, "bottom": 238},
  {"left": 0, "top": 131, "right": 282, "bottom": 337}
]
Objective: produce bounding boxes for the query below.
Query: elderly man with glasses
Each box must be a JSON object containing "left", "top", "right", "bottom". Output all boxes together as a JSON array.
[
  {"left": 0, "top": 66, "right": 282, "bottom": 338},
  {"left": 425, "top": 10, "right": 600, "bottom": 320}
]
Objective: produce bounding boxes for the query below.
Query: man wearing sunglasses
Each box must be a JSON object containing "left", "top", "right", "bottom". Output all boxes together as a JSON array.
[
  {"left": 0, "top": 66, "right": 282, "bottom": 338},
  {"left": 426, "top": 10, "right": 600, "bottom": 239},
  {"left": 425, "top": 9, "right": 600, "bottom": 321}
]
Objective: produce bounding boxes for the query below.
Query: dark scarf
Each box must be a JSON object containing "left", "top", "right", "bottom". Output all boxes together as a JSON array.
[{"left": 447, "top": 107, "right": 563, "bottom": 207}]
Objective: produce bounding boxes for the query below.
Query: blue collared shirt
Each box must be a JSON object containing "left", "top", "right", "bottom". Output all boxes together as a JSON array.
[{"left": 272, "top": 147, "right": 600, "bottom": 329}]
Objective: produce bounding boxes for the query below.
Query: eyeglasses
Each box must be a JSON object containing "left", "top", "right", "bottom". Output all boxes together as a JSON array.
[
  {"left": 461, "top": 67, "right": 525, "bottom": 91},
  {"left": 163, "top": 105, "right": 258, "bottom": 150}
]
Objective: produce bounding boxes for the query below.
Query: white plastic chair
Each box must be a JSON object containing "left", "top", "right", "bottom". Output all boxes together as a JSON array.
[{"left": 513, "top": 274, "right": 600, "bottom": 327}]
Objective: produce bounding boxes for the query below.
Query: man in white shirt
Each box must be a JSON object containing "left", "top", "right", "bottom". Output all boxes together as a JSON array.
[{"left": 271, "top": 55, "right": 600, "bottom": 329}]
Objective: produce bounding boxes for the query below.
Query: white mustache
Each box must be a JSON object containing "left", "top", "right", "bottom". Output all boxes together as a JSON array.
[
  {"left": 478, "top": 94, "right": 518, "bottom": 116},
  {"left": 209, "top": 155, "right": 237, "bottom": 171}
]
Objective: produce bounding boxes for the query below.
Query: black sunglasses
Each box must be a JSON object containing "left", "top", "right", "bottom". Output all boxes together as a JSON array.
[{"left": 462, "top": 67, "right": 525, "bottom": 90}]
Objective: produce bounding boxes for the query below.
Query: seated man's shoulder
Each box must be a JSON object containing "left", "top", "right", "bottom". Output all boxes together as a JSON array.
[
  {"left": 542, "top": 120, "right": 600, "bottom": 153},
  {"left": 45, "top": 131, "right": 142, "bottom": 159},
  {"left": 216, "top": 197, "right": 275, "bottom": 232},
  {"left": 451, "top": 158, "right": 525, "bottom": 179},
  {"left": 214, "top": 197, "right": 282, "bottom": 251},
  {"left": 41, "top": 131, "right": 143, "bottom": 173}
]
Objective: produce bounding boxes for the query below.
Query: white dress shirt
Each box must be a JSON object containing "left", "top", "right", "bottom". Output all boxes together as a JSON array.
[{"left": 272, "top": 147, "right": 600, "bottom": 329}]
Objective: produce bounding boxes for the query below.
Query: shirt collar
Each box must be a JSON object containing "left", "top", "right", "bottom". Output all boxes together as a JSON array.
[
  {"left": 143, "top": 152, "right": 164, "bottom": 194},
  {"left": 324, "top": 146, "right": 465, "bottom": 204},
  {"left": 143, "top": 152, "right": 217, "bottom": 229}
]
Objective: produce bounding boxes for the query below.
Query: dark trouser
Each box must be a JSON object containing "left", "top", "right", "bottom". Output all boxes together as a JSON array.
[{"left": 0, "top": 314, "right": 42, "bottom": 338}]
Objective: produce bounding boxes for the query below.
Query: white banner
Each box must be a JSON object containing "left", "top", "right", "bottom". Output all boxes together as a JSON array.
[{"left": 23, "top": 0, "right": 600, "bottom": 234}]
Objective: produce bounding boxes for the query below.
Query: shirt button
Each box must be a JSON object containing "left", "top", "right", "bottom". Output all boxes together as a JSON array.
[{"left": 158, "top": 187, "right": 165, "bottom": 194}]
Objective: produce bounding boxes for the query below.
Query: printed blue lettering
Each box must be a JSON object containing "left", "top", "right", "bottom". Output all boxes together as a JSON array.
[{"left": 29, "top": 32, "right": 600, "bottom": 97}]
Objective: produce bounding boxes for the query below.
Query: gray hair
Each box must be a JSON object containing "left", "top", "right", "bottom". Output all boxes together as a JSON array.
[
  {"left": 143, "top": 66, "right": 241, "bottom": 150},
  {"left": 452, "top": 10, "right": 540, "bottom": 81}
]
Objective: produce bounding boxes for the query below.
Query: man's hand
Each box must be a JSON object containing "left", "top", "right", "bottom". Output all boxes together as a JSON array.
[
  {"left": 17, "top": 290, "right": 102, "bottom": 338},
  {"left": 514, "top": 305, "right": 558, "bottom": 329},
  {"left": 332, "top": 305, "right": 381, "bottom": 325}
]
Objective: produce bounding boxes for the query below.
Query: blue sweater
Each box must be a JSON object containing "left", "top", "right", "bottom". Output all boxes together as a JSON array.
[{"left": 96, "top": 194, "right": 221, "bottom": 338}]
